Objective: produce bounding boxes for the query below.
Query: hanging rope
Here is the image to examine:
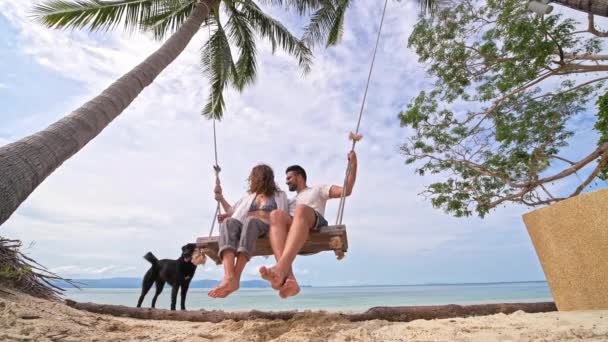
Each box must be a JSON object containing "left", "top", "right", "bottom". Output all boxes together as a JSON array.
[
  {"left": 335, "top": 0, "right": 388, "bottom": 225},
  {"left": 209, "top": 119, "right": 222, "bottom": 237}
]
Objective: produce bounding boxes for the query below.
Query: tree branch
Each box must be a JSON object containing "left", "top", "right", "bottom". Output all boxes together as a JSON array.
[
  {"left": 563, "top": 53, "right": 608, "bottom": 61},
  {"left": 570, "top": 154, "right": 608, "bottom": 196},
  {"left": 588, "top": 13, "right": 608, "bottom": 37},
  {"left": 549, "top": 155, "right": 576, "bottom": 165},
  {"left": 536, "top": 143, "right": 608, "bottom": 185}
]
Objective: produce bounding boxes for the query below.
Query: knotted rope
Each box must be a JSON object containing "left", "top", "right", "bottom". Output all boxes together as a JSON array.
[{"left": 335, "top": 0, "right": 388, "bottom": 225}]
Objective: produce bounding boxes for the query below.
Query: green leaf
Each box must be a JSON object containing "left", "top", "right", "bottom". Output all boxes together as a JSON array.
[
  {"left": 257, "top": 0, "right": 326, "bottom": 16},
  {"left": 225, "top": 2, "right": 257, "bottom": 90},
  {"left": 141, "top": 0, "right": 196, "bottom": 40},
  {"left": 242, "top": 0, "right": 313, "bottom": 73},
  {"left": 201, "top": 15, "right": 237, "bottom": 119},
  {"left": 32, "top": 0, "right": 161, "bottom": 33},
  {"left": 326, "top": 0, "right": 349, "bottom": 47},
  {"left": 301, "top": 2, "right": 337, "bottom": 48}
]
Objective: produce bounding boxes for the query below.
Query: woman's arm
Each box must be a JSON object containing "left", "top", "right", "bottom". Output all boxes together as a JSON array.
[
  {"left": 214, "top": 184, "right": 232, "bottom": 213},
  {"left": 276, "top": 191, "right": 289, "bottom": 212}
]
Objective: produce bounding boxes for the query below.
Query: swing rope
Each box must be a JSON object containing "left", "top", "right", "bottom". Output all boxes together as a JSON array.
[
  {"left": 205, "top": 0, "right": 388, "bottom": 233},
  {"left": 335, "top": 0, "right": 388, "bottom": 225},
  {"left": 209, "top": 119, "right": 221, "bottom": 238}
]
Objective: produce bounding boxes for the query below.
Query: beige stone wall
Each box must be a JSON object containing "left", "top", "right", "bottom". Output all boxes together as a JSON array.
[{"left": 523, "top": 188, "right": 608, "bottom": 311}]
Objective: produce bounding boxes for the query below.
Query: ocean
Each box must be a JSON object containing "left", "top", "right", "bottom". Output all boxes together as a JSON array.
[{"left": 62, "top": 281, "right": 552, "bottom": 312}]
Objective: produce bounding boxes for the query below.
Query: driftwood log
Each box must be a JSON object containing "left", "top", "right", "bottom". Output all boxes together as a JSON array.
[{"left": 64, "top": 300, "right": 557, "bottom": 323}]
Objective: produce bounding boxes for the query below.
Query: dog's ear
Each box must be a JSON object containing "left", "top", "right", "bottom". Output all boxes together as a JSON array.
[{"left": 182, "top": 243, "right": 196, "bottom": 251}]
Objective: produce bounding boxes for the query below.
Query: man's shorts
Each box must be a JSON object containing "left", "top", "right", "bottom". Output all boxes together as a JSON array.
[{"left": 312, "top": 210, "right": 328, "bottom": 231}]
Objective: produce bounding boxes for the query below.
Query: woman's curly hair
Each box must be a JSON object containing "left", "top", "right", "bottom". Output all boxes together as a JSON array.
[{"left": 248, "top": 164, "right": 279, "bottom": 197}]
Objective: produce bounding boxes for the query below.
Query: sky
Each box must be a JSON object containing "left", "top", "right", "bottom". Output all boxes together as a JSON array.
[{"left": 1, "top": 1, "right": 605, "bottom": 287}]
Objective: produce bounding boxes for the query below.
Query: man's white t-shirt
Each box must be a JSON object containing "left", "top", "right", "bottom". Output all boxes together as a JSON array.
[{"left": 289, "top": 185, "right": 332, "bottom": 217}]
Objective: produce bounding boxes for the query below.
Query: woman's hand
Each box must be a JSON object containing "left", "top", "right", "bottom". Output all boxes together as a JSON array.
[
  {"left": 217, "top": 213, "right": 230, "bottom": 223},
  {"left": 214, "top": 184, "right": 223, "bottom": 201}
]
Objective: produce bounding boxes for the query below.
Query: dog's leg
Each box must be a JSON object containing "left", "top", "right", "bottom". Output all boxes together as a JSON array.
[
  {"left": 137, "top": 268, "right": 156, "bottom": 308},
  {"left": 180, "top": 281, "right": 191, "bottom": 310},
  {"left": 170, "top": 285, "right": 179, "bottom": 311},
  {"left": 151, "top": 280, "right": 165, "bottom": 309}
]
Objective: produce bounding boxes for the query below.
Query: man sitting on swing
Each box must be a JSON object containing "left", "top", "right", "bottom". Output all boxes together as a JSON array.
[{"left": 260, "top": 136, "right": 360, "bottom": 298}]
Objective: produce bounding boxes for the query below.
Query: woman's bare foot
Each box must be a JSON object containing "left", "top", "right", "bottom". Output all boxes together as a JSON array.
[
  {"left": 207, "top": 276, "right": 239, "bottom": 298},
  {"left": 279, "top": 278, "right": 300, "bottom": 299},
  {"left": 259, "top": 266, "right": 272, "bottom": 283}
]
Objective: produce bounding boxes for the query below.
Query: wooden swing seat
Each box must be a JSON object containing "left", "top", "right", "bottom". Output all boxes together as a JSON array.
[{"left": 195, "top": 225, "right": 348, "bottom": 265}]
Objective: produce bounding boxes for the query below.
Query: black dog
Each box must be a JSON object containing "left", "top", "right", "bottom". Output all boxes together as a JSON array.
[{"left": 136, "top": 243, "right": 197, "bottom": 310}]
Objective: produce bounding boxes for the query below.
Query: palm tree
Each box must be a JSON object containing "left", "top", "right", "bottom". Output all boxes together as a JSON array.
[
  {"left": 299, "top": 0, "right": 439, "bottom": 48},
  {"left": 0, "top": 0, "right": 317, "bottom": 226},
  {"left": 0, "top": 0, "right": 437, "bottom": 226}
]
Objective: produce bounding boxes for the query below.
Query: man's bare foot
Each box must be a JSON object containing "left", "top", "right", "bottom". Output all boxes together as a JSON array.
[
  {"left": 268, "top": 266, "right": 288, "bottom": 290},
  {"left": 259, "top": 266, "right": 287, "bottom": 290},
  {"left": 279, "top": 278, "right": 300, "bottom": 299},
  {"left": 207, "top": 276, "right": 239, "bottom": 298}
]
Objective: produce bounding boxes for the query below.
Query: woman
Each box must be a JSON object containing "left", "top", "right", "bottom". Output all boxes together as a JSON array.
[{"left": 208, "top": 164, "right": 288, "bottom": 298}]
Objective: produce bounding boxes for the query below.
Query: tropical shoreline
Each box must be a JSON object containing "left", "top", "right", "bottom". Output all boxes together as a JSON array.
[
  {"left": 60, "top": 282, "right": 553, "bottom": 313},
  {"left": 1, "top": 289, "right": 607, "bottom": 341}
]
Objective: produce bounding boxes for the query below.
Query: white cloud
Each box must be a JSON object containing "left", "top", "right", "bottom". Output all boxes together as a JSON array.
[{"left": 49, "top": 265, "right": 136, "bottom": 277}]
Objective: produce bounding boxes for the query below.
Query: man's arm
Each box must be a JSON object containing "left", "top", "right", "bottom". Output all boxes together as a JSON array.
[{"left": 328, "top": 150, "right": 358, "bottom": 198}]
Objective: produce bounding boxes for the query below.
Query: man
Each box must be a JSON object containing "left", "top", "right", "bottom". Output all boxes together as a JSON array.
[{"left": 260, "top": 148, "right": 359, "bottom": 298}]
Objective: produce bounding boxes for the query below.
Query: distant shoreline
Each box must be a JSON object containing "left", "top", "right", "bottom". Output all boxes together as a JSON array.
[{"left": 52, "top": 277, "right": 547, "bottom": 289}]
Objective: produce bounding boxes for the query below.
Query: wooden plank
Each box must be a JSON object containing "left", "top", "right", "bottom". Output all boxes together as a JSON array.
[{"left": 195, "top": 225, "right": 348, "bottom": 265}]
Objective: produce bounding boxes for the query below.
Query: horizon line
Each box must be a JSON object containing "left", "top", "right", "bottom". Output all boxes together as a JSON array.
[{"left": 58, "top": 277, "right": 548, "bottom": 287}]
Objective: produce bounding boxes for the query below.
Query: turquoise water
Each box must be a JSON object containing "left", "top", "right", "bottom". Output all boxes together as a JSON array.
[{"left": 62, "top": 282, "right": 552, "bottom": 312}]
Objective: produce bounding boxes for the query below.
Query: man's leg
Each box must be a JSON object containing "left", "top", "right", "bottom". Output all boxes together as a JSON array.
[
  {"left": 268, "top": 209, "right": 292, "bottom": 267},
  {"left": 264, "top": 205, "right": 316, "bottom": 289},
  {"left": 209, "top": 219, "right": 240, "bottom": 298},
  {"left": 264, "top": 209, "right": 300, "bottom": 297}
]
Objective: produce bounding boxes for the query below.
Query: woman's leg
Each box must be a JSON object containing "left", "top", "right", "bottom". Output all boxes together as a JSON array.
[
  {"left": 212, "top": 216, "right": 269, "bottom": 298},
  {"left": 209, "top": 218, "right": 241, "bottom": 298},
  {"left": 234, "top": 216, "right": 269, "bottom": 278}
]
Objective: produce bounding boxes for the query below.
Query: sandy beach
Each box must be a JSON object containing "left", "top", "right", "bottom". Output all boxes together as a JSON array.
[{"left": 1, "top": 290, "right": 607, "bottom": 341}]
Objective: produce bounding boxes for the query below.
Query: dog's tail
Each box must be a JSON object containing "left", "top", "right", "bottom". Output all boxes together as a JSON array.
[{"left": 143, "top": 252, "right": 159, "bottom": 267}]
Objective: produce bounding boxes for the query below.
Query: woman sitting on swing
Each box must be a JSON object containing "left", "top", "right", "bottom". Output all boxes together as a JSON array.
[{"left": 208, "top": 164, "right": 289, "bottom": 298}]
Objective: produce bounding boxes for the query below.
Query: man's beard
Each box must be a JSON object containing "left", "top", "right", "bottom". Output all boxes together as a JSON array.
[{"left": 288, "top": 183, "right": 297, "bottom": 191}]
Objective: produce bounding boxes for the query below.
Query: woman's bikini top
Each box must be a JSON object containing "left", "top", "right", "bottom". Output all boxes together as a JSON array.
[{"left": 248, "top": 194, "right": 277, "bottom": 212}]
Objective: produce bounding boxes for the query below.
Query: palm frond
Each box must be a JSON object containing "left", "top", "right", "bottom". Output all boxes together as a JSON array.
[
  {"left": 257, "top": 0, "right": 327, "bottom": 15},
  {"left": 242, "top": 0, "right": 313, "bottom": 73},
  {"left": 224, "top": 2, "right": 257, "bottom": 90},
  {"left": 201, "top": 15, "right": 238, "bottom": 119},
  {"left": 32, "top": 0, "right": 161, "bottom": 33},
  {"left": 301, "top": 2, "right": 336, "bottom": 48},
  {"left": 141, "top": 0, "right": 196, "bottom": 40},
  {"left": 325, "top": 0, "right": 350, "bottom": 47},
  {"left": 418, "top": 0, "right": 440, "bottom": 16}
]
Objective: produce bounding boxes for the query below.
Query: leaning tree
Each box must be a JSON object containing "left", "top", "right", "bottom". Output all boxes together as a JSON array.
[{"left": 401, "top": 0, "right": 608, "bottom": 217}]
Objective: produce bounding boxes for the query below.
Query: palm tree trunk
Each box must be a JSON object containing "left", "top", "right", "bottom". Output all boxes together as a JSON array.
[
  {"left": 553, "top": 0, "right": 608, "bottom": 17},
  {"left": 0, "top": 1, "right": 216, "bottom": 226}
]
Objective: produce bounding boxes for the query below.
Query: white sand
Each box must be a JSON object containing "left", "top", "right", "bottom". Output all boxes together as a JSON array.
[{"left": 1, "top": 290, "right": 607, "bottom": 341}]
